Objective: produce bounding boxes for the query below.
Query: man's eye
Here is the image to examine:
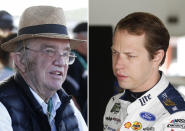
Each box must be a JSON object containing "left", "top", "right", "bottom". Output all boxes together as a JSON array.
[
  {"left": 44, "top": 48, "right": 55, "bottom": 53},
  {"left": 112, "top": 51, "right": 118, "bottom": 55},
  {"left": 128, "top": 55, "right": 136, "bottom": 58},
  {"left": 43, "top": 48, "right": 56, "bottom": 56}
]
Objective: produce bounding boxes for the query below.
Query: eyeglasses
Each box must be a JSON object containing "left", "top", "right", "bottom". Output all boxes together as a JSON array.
[{"left": 24, "top": 47, "right": 76, "bottom": 65}]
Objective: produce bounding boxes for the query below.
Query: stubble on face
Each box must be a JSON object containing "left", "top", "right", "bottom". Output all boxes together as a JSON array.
[
  {"left": 112, "top": 30, "right": 160, "bottom": 92},
  {"left": 24, "top": 54, "right": 42, "bottom": 89},
  {"left": 23, "top": 53, "right": 57, "bottom": 102}
]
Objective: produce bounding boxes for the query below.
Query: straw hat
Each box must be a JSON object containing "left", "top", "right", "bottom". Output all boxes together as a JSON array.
[{"left": 1, "top": 6, "right": 86, "bottom": 52}]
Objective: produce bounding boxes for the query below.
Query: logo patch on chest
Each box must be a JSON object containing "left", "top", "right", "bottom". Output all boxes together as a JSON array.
[
  {"left": 123, "top": 121, "right": 142, "bottom": 130},
  {"left": 139, "top": 112, "right": 156, "bottom": 121},
  {"left": 110, "top": 103, "right": 121, "bottom": 114},
  {"left": 124, "top": 122, "right": 132, "bottom": 128},
  {"left": 131, "top": 121, "right": 142, "bottom": 130},
  {"left": 138, "top": 94, "right": 151, "bottom": 106}
]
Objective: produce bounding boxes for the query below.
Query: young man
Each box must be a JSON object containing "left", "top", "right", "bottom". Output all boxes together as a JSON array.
[
  {"left": 0, "top": 6, "right": 87, "bottom": 131},
  {"left": 104, "top": 12, "right": 185, "bottom": 131}
]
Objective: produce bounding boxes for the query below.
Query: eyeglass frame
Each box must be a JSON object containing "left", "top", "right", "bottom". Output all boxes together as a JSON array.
[{"left": 23, "top": 46, "right": 77, "bottom": 65}]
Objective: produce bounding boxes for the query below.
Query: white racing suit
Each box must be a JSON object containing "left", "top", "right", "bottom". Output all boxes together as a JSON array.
[{"left": 104, "top": 73, "right": 185, "bottom": 131}]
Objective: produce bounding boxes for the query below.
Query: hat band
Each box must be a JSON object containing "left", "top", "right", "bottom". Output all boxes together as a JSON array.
[{"left": 18, "top": 24, "right": 68, "bottom": 35}]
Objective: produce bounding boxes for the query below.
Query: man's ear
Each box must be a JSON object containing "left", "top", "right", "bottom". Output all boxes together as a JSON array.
[
  {"left": 12, "top": 52, "right": 26, "bottom": 73},
  {"left": 152, "top": 49, "right": 165, "bottom": 66}
]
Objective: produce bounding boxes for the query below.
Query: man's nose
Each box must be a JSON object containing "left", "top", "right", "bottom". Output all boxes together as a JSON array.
[
  {"left": 115, "top": 54, "right": 126, "bottom": 70},
  {"left": 53, "top": 55, "right": 67, "bottom": 67}
]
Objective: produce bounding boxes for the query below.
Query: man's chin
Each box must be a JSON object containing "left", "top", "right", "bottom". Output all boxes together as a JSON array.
[
  {"left": 118, "top": 82, "right": 131, "bottom": 90},
  {"left": 48, "top": 82, "right": 62, "bottom": 89},
  {"left": 48, "top": 86, "right": 61, "bottom": 93}
]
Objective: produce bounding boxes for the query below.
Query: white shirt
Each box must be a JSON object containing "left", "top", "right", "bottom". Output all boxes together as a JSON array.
[
  {"left": 0, "top": 67, "right": 15, "bottom": 81},
  {"left": 104, "top": 73, "right": 185, "bottom": 131},
  {"left": 0, "top": 88, "right": 88, "bottom": 131}
]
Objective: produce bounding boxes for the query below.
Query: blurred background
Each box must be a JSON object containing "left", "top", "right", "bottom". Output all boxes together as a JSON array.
[{"left": 89, "top": 0, "right": 185, "bottom": 130}]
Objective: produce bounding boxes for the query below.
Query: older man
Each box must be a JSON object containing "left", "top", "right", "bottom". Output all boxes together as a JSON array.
[{"left": 0, "top": 6, "right": 87, "bottom": 131}]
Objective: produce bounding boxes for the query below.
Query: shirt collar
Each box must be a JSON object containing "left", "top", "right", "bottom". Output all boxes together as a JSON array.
[
  {"left": 126, "top": 71, "right": 169, "bottom": 114},
  {"left": 29, "top": 88, "right": 61, "bottom": 114}
]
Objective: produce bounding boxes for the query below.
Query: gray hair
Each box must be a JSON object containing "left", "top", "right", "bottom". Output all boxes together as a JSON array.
[{"left": 13, "top": 40, "right": 30, "bottom": 72}]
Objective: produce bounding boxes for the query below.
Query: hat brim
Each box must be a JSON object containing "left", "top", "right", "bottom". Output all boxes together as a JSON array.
[{"left": 1, "top": 33, "right": 86, "bottom": 52}]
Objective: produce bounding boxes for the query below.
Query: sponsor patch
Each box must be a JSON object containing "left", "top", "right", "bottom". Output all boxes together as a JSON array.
[
  {"left": 131, "top": 121, "right": 142, "bottom": 130},
  {"left": 170, "top": 119, "right": 185, "bottom": 124},
  {"left": 162, "top": 93, "right": 176, "bottom": 106},
  {"left": 105, "top": 116, "right": 112, "bottom": 121},
  {"left": 112, "top": 117, "right": 121, "bottom": 123},
  {"left": 158, "top": 84, "right": 185, "bottom": 114},
  {"left": 110, "top": 103, "right": 121, "bottom": 114},
  {"left": 107, "top": 126, "right": 117, "bottom": 131},
  {"left": 104, "top": 125, "right": 108, "bottom": 130},
  {"left": 139, "top": 112, "right": 156, "bottom": 121},
  {"left": 143, "top": 127, "right": 155, "bottom": 131},
  {"left": 139, "top": 94, "right": 151, "bottom": 106},
  {"left": 167, "top": 123, "right": 185, "bottom": 129},
  {"left": 124, "top": 122, "right": 132, "bottom": 129},
  {"left": 105, "top": 117, "right": 121, "bottom": 124}
]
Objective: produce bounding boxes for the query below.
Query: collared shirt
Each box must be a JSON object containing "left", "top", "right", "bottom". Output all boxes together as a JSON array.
[
  {"left": 0, "top": 88, "right": 88, "bottom": 131},
  {"left": 30, "top": 88, "right": 61, "bottom": 131},
  {"left": 104, "top": 72, "right": 185, "bottom": 131}
]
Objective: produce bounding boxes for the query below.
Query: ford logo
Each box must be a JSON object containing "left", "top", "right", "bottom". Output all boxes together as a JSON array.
[{"left": 140, "top": 112, "right": 156, "bottom": 121}]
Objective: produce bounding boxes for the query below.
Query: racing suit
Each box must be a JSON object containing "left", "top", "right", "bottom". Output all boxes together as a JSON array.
[{"left": 104, "top": 73, "right": 185, "bottom": 131}]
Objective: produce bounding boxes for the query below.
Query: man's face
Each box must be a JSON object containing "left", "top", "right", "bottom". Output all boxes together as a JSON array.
[
  {"left": 112, "top": 30, "right": 158, "bottom": 92},
  {"left": 24, "top": 38, "right": 70, "bottom": 92}
]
